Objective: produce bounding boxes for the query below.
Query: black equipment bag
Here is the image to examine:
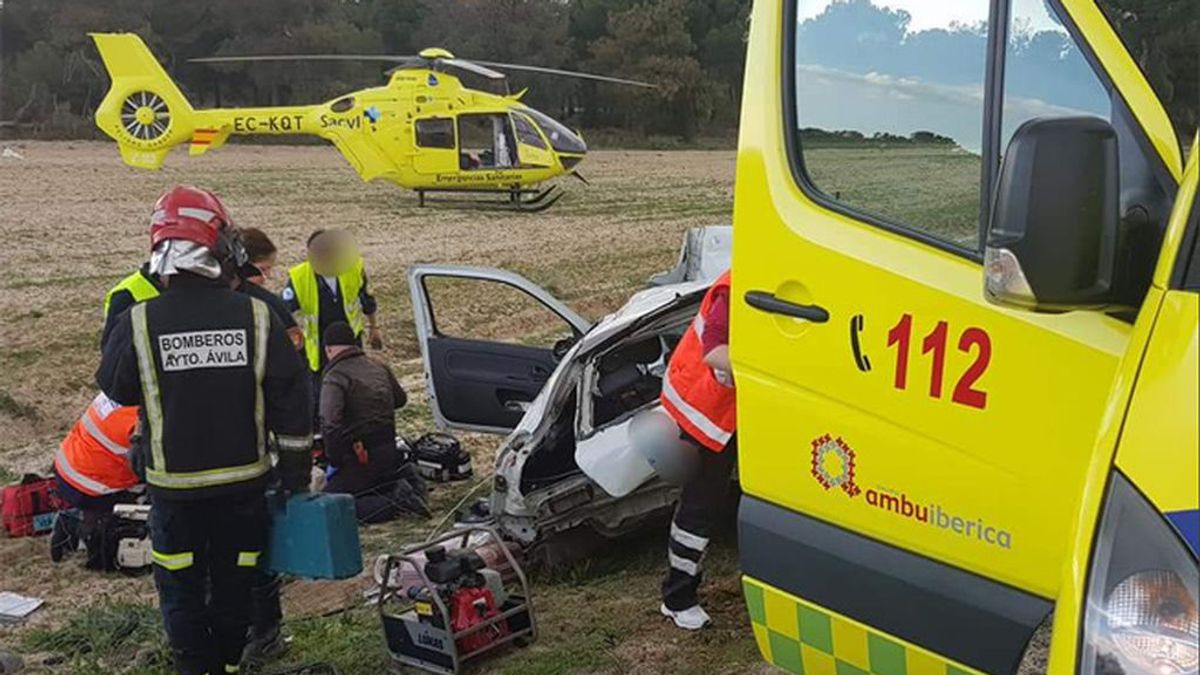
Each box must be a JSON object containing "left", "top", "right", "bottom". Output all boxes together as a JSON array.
[{"left": 411, "top": 433, "right": 473, "bottom": 483}]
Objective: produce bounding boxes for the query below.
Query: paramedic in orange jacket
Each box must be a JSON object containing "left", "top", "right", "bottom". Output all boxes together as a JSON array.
[
  {"left": 658, "top": 269, "right": 735, "bottom": 631},
  {"left": 51, "top": 392, "right": 143, "bottom": 567}
]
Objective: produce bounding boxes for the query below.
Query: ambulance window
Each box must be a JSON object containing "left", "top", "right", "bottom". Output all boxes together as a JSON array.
[
  {"left": 999, "top": 3, "right": 1110, "bottom": 151},
  {"left": 1001, "top": 1, "right": 1177, "bottom": 298},
  {"left": 416, "top": 118, "right": 454, "bottom": 149},
  {"left": 789, "top": 0, "right": 991, "bottom": 252},
  {"left": 512, "top": 113, "right": 547, "bottom": 150}
]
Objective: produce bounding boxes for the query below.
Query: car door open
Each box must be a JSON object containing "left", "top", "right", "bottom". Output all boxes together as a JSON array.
[{"left": 409, "top": 265, "right": 591, "bottom": 434}]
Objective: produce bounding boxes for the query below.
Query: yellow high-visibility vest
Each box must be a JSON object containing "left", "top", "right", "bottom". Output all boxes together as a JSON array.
[
  {"left": 287, "top": 258, "right": 366, "bottom": 371},
  {"left": 102, "top": 270, "right": 160, "bottom": 319}
]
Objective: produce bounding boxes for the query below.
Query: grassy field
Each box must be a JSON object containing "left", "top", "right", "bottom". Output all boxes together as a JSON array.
[
  {"left": 0, "top": 141, "right": 758, "bottom": 674},
  {"left": 802, "top": 145, "right": 981, "bottom": 248}
]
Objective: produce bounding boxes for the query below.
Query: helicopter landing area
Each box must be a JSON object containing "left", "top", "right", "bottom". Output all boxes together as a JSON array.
[
  {"left": 0, "top": 141, "right": 735, "bottom": 454},
  {"left": 0, "top": 140, "right": 753, "bottom": 674}
]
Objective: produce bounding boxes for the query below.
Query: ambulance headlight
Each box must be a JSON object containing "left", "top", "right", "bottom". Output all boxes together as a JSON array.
[{"left": 1081, "top": 474, "right": 1199, "bottom": 675}]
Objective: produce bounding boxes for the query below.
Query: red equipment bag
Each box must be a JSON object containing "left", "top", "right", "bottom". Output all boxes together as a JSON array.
[{"left": 1, "top": 474, "right": 63, "bottom": 538}]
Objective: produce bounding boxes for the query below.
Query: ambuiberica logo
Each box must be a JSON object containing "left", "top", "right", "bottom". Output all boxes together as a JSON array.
[
  {"left": 810, "top": 434, "right": 1013, "bottom": 550},
  {"left": 810, "top": 434, "right": 861, "bottom": 496}
]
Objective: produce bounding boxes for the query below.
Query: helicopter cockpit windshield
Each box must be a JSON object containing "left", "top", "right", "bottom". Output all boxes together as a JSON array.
[{"left": 520, "top": 108, "right": 587, "bottom": 155}]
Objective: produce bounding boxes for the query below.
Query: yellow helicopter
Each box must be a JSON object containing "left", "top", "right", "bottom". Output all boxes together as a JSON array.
[{"left": 90, "top": 33, "right": 653, "bottom": 211}]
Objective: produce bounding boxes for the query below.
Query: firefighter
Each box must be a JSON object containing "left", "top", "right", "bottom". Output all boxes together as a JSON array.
[
  {"left": 49, "top": 392, "right": 143, "bottom": 568},
  {"left": 97, "top": 186, "right": 312, "bottom": 675},
  {"left": 632, "top": 269, "right": 735, "bottom": 631},
  {"left": 281, "top": 229, "right": 382, "bottom": 398},
  {"left": 101, "top": 260, "right": 162, "bottom": 348}
]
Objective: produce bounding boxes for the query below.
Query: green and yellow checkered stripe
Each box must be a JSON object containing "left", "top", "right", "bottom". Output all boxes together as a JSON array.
[{"left": 742, "top": 577, "right": 984, "bottom": 675}]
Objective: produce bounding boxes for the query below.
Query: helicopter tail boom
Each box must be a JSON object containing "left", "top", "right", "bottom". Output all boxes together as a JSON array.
[
  {"left": 91, "top": 33, "right": 204, "bottom": 169},
  {"left": 92, "top": 33, "right": 321, "bottom": 170}
]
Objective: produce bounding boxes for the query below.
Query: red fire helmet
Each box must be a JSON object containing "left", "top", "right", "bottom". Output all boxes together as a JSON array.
[{"left": 149, "top": 186, "right": 234, "bottom": 251}]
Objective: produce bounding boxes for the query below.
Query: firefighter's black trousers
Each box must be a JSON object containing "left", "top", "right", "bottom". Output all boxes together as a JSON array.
[
  {"left": 661, "top": 435, "right": 737, "bottom": 611},
  {"left": 150, "top": 493, "right": 267, "bottom": 675}
]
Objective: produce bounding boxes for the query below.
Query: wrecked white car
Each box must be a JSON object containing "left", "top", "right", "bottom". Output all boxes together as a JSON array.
[{"left": 408, "top": 227, "right": 729, "bottom": 554}]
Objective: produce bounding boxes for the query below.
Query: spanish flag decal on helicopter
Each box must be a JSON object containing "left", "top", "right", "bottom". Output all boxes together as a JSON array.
[
  {"left": 191, "top": 128, "right": 218, "bottom": 146},
  {"left": 188, "top": 127, "right": 229, "bottom": 156}
]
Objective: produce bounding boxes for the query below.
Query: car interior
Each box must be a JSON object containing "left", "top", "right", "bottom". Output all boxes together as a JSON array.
[{"left": 517, "top": 314, "right": 692, "bottom": 495}]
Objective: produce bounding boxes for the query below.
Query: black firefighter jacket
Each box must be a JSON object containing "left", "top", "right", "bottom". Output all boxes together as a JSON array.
[{"left": 97, "top": 273, "right": 312, "bottom": 500}]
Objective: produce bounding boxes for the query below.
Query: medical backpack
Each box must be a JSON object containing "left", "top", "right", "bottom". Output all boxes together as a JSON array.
[{"left": 1, "top": 474, "right": 63, "bottom": 538}]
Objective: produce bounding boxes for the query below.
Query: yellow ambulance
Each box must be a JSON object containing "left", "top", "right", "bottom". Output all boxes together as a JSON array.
[{"left": 732, "top": 0, "right": 1197, "bottom": 674}]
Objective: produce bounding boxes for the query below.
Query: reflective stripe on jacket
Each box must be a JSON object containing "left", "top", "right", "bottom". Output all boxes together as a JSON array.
[
  {"left": 131, "top": 298, "right": 276, "bottom": 491},
  {"left": 103, "top": 269, "right": 160, "bottom": 319},
  {"left": 55, "top": 393, "right": 140, "bottom": 496},
  {"left": 287, "top": 259, "right": 366, "bottom": 371},
  {"left": 660, "top": 270, "right": 735, "bottom": 452}
]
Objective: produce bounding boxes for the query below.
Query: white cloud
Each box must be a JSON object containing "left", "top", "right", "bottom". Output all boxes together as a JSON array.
[{"left": 798, "top": 0, "right": 1063, "bottom": 35}]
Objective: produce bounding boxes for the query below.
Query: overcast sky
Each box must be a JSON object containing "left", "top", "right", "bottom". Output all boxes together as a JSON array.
[
  {"left": 797, "top": 0, "right": 1064, "bottom": 34},
  {"left": 792, "top": 0, "right": 1108, "bottom": 153}
]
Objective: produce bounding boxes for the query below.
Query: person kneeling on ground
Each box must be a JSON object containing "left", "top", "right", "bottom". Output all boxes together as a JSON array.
[
  {"left": 319, "top": 322, "right": 428, "bottom": 522},
  {"left": 51, "top": 392, "right": 144, "bottom": 569}
]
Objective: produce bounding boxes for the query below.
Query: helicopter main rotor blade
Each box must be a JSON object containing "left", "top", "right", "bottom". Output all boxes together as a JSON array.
[
  {"left": 472, "top": 61, "right": 657, "bottom": 88},
  {"left": 440, "top": 59, "right": 508, "bottom": 81},
  {"left": 191, "top": 54, "right": 506, "bottom": 80},
  {"left": 189, "top": 53, "right": 655, "bottom": 88},
  {"left": 190, "top": 54, "right": 419, "bottom": 64}
]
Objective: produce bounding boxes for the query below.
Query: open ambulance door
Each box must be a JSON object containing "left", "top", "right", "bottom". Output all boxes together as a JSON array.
[
  {"left": 733, "top": 0, "right": 1188, "bottom": 671},
  {"left": 409, "top": 265, "right": 591, "bottom": 434}
]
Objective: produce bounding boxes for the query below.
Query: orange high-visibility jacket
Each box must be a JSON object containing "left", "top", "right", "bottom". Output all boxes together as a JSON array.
[
  {"left": 55, "top": 393, "right": 140, "bottom": 497},
  {"left": 660, "top": 270, "right": 735, "bottom": 452}
]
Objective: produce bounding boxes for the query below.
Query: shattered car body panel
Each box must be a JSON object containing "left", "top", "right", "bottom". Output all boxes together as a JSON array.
[
  {"left": 409, "top": 228, "right": 723, "bottom": 546},
  {"left": 649, "top": 225, "right": 731, "bottom": 287}
]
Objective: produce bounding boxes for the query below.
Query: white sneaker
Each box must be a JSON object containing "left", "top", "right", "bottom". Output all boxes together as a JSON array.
[{"left": 660, "top": 603, "right": 711, "bottom": 630}]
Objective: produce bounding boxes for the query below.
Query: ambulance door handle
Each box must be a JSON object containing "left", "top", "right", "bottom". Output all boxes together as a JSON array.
[{"left": 744, "top": 291, "right": 829, "bottom": 323}]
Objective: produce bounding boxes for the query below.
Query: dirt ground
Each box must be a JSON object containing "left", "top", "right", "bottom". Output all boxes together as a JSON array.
[{"left": 0, "top": 141, "right": 742, "bottom": 673}]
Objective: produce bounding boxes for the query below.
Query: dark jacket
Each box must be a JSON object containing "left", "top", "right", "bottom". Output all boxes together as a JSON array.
[
  {"left": 239, "top": 277, "right": 303, "bottom": 352},
  {"left": 98, "top": 273, "right": 312, "bottom": 500},
  {"left": 319, "top": 348, "right": 405, "bottom": 493},
  {"left": 281, "top": 270, "right": 377, "bottom": 370}
]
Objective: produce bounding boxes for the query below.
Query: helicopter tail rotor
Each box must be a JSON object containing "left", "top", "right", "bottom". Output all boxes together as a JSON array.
[{"left": 91, "top": 33, "right": 203, "bottom": 169}]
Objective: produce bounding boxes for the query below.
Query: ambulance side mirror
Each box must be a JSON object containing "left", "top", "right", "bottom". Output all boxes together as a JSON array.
[{"left": 984, "top": 116, "right": 1121, "bottom": 311}]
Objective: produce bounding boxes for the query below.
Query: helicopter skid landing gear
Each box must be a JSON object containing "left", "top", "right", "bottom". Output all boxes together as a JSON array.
[{"left": 414, "top": 185, "right": 564, "bottom": 213}]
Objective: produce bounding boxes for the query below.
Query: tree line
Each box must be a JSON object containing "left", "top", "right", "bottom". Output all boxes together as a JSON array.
[{"left": 0, "top": 0, "right": 751, "bottom": 140}]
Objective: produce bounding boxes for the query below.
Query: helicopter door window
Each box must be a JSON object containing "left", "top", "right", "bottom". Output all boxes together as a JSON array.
[
  {"left": 458, "top": 114, "right": 518, "bottom": 170},
  {"left": 415, "top": 118, "right": 455, "bottom": 149},
  {"left": 512, "top": 113, "right": 547, "bottom": 150}
]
